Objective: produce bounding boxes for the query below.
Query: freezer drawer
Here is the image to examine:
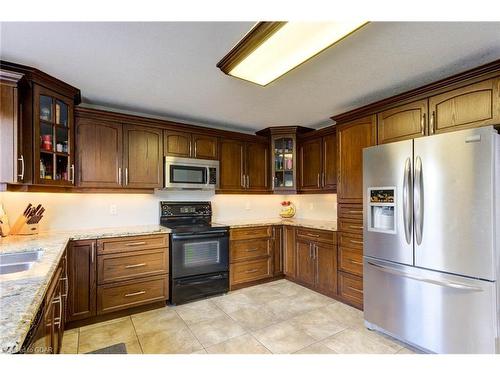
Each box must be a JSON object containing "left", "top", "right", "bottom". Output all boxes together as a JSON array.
[{"left": 364, "top": 257, "right": 498, "bottom": 353}]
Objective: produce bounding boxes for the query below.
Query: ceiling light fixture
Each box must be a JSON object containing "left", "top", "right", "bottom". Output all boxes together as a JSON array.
[{"left": 217, "top": 21, "right": 368, "bottom": 86}]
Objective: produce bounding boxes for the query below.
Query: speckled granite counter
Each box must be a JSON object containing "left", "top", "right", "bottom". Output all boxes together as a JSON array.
[
  {"left": 0, "top": 225, "right": 171, "bottom": 354},
  {"left": 214, "top": 218, "right": 337, "bottom": 232}
]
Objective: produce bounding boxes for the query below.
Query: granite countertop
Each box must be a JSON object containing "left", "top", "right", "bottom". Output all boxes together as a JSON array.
[
  {"left": 214, "top": 217, "right": 337, "bottom": 232},
  {"left": 0, "top": 225, "right": 171, "bottom": 354}
]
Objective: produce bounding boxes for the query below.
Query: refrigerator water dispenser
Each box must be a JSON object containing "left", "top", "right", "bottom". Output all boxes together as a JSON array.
[{"left": 368, "top": 187, "right": 396, "bottom": 234}]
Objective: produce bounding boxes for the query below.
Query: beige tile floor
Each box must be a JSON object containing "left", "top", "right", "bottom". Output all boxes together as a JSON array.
[{"left": 61, "top": 279, "right": 420, "bottom": 354}]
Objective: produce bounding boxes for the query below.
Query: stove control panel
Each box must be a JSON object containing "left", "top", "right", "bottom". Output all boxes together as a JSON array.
[{"left": 160, "top": 201, "right": 212, "bottom": 217}]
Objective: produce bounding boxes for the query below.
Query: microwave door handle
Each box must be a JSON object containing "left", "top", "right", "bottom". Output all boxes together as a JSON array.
[{"left": 206, "top": 166, "right": 210, "bottom": 187}]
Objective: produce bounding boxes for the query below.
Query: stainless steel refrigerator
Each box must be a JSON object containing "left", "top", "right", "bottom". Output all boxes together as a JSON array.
[{"left": 362, "top": 126, "right": 500, "bottom": 354}]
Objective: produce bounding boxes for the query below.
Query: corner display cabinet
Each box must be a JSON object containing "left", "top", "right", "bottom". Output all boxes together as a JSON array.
[
  {"left": 0, "top": 61, "right": 81, "bottom": 187},
  {"left": 256, "top": 126, "right": 314, "bottom": 193}
]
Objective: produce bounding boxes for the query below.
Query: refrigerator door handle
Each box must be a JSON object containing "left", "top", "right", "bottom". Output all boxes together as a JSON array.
[
  {"left": 414, "top": 156, "right": 424, "bottom": 245},
  {"left": 366, "top": 261, "right": 483, "bottom": 292},
  {"left": 403, "top": 157, "right": 412, "bottom": 244}
]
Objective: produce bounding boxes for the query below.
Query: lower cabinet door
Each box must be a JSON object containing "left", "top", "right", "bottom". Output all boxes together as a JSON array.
[
  {"left": 283, "top": 226, "right": 296, "bottom": 277},
  {"left": 315, "top": 242, "right": 337, "bottom": 294},
  {"left": 295, "top": 240, "right": 315, "bottom": 287},
  {"left": 97, "top": 274, "right": 168, "bottom": 314},
  {"left": 67, "top": 240, "right": 97, "bottom": 322}
]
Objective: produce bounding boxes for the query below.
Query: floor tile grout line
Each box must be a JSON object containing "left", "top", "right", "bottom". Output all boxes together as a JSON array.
[
  {"left": 172, "top": 308, "right": 205, "bottom": 352},
  {"left": 129, "top": 315, "right": 144, "bottom": 354}
]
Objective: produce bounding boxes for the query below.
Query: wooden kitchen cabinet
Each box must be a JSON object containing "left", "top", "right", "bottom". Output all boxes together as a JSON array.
[
  {"left": 0, "top": 69, "right": 24, "bottom": 184},
  {"left": 76, "top": 118, "right": 122, "bottom": 188},
  {"left": 229, "top": 226, "right": 274, "bottom": 288},
  {"left": 164, "top": 130, "right": 218, "bottom": 160},
  {"left": 298, "top": 131, "right": 337, "bottom": 193},
  {"left": 337, "top": 115, "right": 376, "bottom": 203},
  {"left": 283, "top": 226, "right": 296, "bottom": 277},
  {"left": 294, "top": 228, "right": 337, "bottom": 295},
  {"left": 429, "top": 77, "right": 500, "bottom": 134},
  {"left": 299, "top": 137, "right": 322, "bottom": 191},
  {"left": 218, "top": 138, "right": 269, "bottom": 193},
  {"left": 295, "top": 239, "right": 316, "bottom": 287},
  {"left": 123, "top": 125, "right": 163, "bottom": 189},
  {"left": 377, "top": 99, "right": 428, "bottom": 144},
  {"left": 67, "top": 240, "right": 96, "bottom": 322},
  {"left": 273, "top": 226, "right": 283, "bottom": 276},
  {"left": 0, "top": 61, "right": 81, "bottom": 189},
  {"left": 246, "top": 141, "right": 269, "bottom": 191}
]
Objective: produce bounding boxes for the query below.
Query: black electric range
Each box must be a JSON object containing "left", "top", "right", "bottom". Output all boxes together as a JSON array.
[{"left": 160, "top": 201, "right": 229, "bottom": 305}]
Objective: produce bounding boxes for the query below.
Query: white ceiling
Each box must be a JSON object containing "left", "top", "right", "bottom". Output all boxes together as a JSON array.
[{"left": 1, "top": 22, "right": 500, "bottom": 133}]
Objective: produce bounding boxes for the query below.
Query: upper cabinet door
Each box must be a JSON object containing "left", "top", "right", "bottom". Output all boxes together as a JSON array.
[
  {"left": 245, "top": 141, "right": 269, "bottom": 191},
  {"left": 77, "top": 119, "right": 122, "bottom": 188},
  {"left": 429, "top": 78, "right": 500, "bottom": 135},
  {"left": 218, "top": 138, "right": 245, "bottom": 191},
  {"left": 164, "top": 130, "right": 191, "bottom": 157},
  {"left": 377, "top": 99, "right": 428, "bottom": 144},
  {"left": 34, "top": 84, "right": 75, "bottom": 186},
  {"left": 322, "top": 133, "right": 337, "bottom": 190},
  {"left": 337, "top": 115, "right": 377, "bottom": 204},
  {"left": 123, "top": 125, "right": 163, "bottom": 189},
  {"left": 192, "top": 134, "right": 218, "bottom": 160},
  {"left": 299, "top": 137, "right": 322, "bottom": 191}
]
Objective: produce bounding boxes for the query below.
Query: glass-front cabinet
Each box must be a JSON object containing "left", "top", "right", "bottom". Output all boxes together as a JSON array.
[
  {"left": 34, "top": 85, "right": 74, "bottom": 185},
  {"left": 272, "top": 134, "right": 297, "bottom": 191}
]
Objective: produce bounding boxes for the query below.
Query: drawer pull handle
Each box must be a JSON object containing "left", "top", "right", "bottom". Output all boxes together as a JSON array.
[
  {"left": 349, "top": 239, "right": 363, "bottom": 245},
  {"left": 348, "top": 259, "right": 363, "bottom": 266},
  {"left": 348, "top": 210, "right": 362, "bottom": 214},
  {"left": 349, "top": 287, "right": 363, "bottom": 293},
  {"left": 246, "top": 248, "right": 259, "bottom": 252},
  {"left": 304, "top": 233, "right": 320, "bottom": 237},
  {"left": 245, "top": 269, "right": 259, "bottom": 274},
  {"left": 125, "top": 290, "right": 146, "bottom": 297},
  {"left": 125, "top": 263, "right": 147, "bottom": 269},
  {"left": 348, "top": 225, "right": 363, "bottom": 229},
  {"left": 126, "top": 241, "right": 147, "bottom": 246}
]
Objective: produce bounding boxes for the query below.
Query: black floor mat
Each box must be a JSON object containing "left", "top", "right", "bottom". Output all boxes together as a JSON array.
[{"left": 87, "top": 343, "right": 127, "bottom": 354}]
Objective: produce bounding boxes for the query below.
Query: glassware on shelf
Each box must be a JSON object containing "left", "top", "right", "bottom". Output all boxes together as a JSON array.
[{"left": 40, "top": 95, "right": 52, "bottom": 121}]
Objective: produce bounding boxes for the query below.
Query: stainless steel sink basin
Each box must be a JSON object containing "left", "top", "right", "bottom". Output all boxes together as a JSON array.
[
  {"left": 0, "top": 250, "right": 44, "bottom": 275},
  {"left": 0, "top": 250, "right": 44, "bottom": 265},
  {"left": 0, "top": 262, "right": 34, "bottom": 275}
]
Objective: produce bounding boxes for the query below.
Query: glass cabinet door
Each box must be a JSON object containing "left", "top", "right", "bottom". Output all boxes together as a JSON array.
[
  {"left": 35, "top": 86, "right": 74, "bottom": 185},
  {"left": 272, "top": 135, "right": 296, "bottom": 191}
]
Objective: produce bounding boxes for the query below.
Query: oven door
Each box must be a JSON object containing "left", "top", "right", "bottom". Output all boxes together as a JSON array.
[
  {"left": 164, "top": 156, "right": 218, "bottom": 189},
  {"left": 171, "top": 231, "right": 229, "bottom": 278}
]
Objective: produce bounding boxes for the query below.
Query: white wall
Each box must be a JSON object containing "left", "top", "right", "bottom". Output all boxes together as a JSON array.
[{"left": 0, "top": 191, "right": 337, "bottom": 232}]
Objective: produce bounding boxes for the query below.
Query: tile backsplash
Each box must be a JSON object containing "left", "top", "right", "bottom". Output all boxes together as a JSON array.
[{"left": 0, "top": 191, "right": 336, "bottom": 232}]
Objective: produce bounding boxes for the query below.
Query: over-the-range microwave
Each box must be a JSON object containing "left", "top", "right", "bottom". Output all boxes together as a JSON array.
[{"left": 164, "top": 156, "right": 219, "bottom": 190}]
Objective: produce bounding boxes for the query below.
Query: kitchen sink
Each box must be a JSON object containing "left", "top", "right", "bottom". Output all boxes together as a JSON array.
[
  {"left": 0, "top": 250, "right": 44, "bottom": 275},
  {"left": 0, "top": 250, "right": 44, "bottom": 265},
  {"left": 0, "top": 262, "right": 34, "bottom": 275}
]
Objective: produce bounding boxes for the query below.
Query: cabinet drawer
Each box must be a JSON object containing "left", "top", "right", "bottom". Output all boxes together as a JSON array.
[
  {"left": 339, "top": 272, "right": 363, "bottom": 309},
  {"left": 338, "top": 247, "right": 363, "bottom": 276},
  {"left": 338, "top": 204, "right": 363, "bottom": 220},
  {"left": 97, "top": 249, "right": 168, "bottom": 284},
  {"left": 296, "top": 228, "right": 335, "bottom": 244},
  {"left": 339, "top": 232, "right": 363, "bottom": 251},
  {"left": 97, "top": 234, "right": 168, "bottom": 255},
  {"left": 230, "top": 239, "right": 271, "bottom": 263},
  {"left": 338, "top": 218, "right": 363, "bottom": 235},
  {"left": 97, "top": 275, "right": 168, "bottom": 314},
  {"left": 230, "top": 258, "right": 272, "bottom": 285},
  {"left": 230, "top": 226, "right": 272, "bottom": 241}
]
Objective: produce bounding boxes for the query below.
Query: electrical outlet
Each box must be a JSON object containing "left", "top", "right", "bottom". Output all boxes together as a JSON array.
[{"left": 109, "top": 204, "right": 117, "bottom": 215}]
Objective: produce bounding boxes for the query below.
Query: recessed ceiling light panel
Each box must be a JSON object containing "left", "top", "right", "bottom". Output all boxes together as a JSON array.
[{"left": 217, "top": 21, "right": 368, "bottom": 86}]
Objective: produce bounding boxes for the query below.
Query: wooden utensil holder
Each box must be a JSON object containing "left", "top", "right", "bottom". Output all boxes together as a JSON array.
[{"left": 17, "top": 223, "right": 39, "bottom": 235}]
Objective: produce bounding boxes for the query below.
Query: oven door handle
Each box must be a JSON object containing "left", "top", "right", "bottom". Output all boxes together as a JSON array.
[{"left": 172, "top": 231, "right": 227, "bottom": 240}]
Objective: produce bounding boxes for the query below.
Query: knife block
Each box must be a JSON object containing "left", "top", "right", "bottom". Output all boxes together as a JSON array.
[{"left": 17, "top": 223, "right": 39, "bottom": 235}]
